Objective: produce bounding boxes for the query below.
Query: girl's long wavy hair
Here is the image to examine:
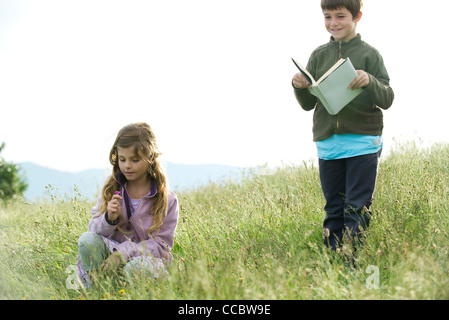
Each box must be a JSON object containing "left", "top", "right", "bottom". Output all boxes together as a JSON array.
[{"left": 98, "top": 122, "right": 169, "bottom": 236}]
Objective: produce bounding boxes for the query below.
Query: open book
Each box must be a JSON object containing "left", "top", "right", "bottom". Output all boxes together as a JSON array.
[{"left": 292, "top": 57, "right": 363, "bottom": 115}]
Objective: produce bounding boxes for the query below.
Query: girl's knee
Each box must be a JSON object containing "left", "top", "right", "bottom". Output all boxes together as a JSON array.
[
  {"left": 78, "top": 231, "right": 103, "bottom": 248},
  {"left": 78, "top": 232, "right": 108, "bottom": 271},
  {"left": 78, "top": 232, "right": 107, "bottom": 258},
  {"left": 124, "top": 256, "right": 168, "bottom": 279}
]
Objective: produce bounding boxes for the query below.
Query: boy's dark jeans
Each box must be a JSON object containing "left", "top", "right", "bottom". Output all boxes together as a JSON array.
[{"left": 318, "top": 150, "right": 382, "bottom": 251}]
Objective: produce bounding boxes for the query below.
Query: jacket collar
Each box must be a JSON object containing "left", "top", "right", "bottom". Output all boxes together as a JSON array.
[
  {"left": 329, "top": 33, "right": 362, "bottom": 47},
  {"left": 117, "top": 171, "right": 158, "bottom": 198}
]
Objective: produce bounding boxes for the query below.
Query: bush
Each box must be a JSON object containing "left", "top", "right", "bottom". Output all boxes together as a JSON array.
[{"left": 0, "top": 142, "right": 28, "bottom": 201}]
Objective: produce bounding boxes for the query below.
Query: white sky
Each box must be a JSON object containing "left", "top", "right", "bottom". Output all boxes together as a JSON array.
[{"left": 0, "top": 0, "right": 448, "bottom": 173}]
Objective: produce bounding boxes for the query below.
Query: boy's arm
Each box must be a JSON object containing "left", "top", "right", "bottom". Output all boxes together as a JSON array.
[
  {"left": 364, "top": 53, "right": 394, "bottom": 110},
  {"left": 292, "top": 54, "right": 318, "bottom": 111},
  {"left": 364, "top": 73, "right": 394, "bottom": 110},
  {"left": 293, "top": 86, "right": 317, "bottom": 111}
]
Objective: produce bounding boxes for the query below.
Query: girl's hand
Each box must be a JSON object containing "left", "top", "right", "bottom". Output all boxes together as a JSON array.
[
  {"left": 107, "top": 193, "right": 123, "bottom": 222},
  {"left": 349, "top": 70, "right": 370, "bottom": 89},
  {"left": 292, "top": 73, "right": 311, "bottom": 89},
  {"left": 100, "top": 252, "right": 125, "bottom": 273}
]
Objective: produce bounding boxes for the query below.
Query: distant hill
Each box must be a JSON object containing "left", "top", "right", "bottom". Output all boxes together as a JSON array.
[{"left": 18, "top": 162, "right": 248, "bottom": 202}]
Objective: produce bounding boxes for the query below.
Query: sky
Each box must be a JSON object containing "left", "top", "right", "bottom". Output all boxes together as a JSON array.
[{"left": 0, "top": 0, "right": 448, "bottom": 173}]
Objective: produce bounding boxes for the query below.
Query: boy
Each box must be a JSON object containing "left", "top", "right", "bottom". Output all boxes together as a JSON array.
[{"left": 292, "top": 0, "right": 394, "bottom": 253}]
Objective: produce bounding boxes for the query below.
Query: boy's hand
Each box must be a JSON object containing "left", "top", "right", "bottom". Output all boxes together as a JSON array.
[
  {"left": 349, "top": 70, "right": 370, "bottom": 89},
  {"left": 292, "top": 73, "right": 311, "bottom": 89}
]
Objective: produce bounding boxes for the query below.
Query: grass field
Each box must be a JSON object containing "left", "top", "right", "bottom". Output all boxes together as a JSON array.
[{"left": 1, "top": 142, "right": 448, "bottom": 300}]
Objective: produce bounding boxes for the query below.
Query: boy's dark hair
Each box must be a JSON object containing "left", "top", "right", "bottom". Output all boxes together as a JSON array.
[{"left": 321, "top": 0, "right": 363, "bottom": 19}]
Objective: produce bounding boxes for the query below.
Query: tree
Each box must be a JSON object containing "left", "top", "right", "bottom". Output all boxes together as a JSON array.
[{"left": 0, "top": 142, "right": 28, "bottom": 200}]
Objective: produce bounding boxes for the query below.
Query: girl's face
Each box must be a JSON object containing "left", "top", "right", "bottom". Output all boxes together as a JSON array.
[
  {"left": 117, "top": 145, "right": 149, "bottom": 184},
  {"left": 323, "top": 7, "right": 361, "bottom": 42}
]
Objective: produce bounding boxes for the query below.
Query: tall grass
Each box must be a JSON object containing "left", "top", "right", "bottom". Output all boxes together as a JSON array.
[{"left": 1, "top": 142, "right": 448, "bottom": 300}]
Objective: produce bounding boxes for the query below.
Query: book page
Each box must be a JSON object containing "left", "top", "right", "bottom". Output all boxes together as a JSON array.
[
  {"left": 316, "top": 58, "right": 347, "bottom": 84},
  {"left": 316, "top": 59, "right": 362, "bottom": 114}
]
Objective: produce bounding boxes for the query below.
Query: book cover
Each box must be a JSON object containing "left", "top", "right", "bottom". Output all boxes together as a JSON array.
[{"left": 292, "top": 57, "right": 363, "bottom": 115}]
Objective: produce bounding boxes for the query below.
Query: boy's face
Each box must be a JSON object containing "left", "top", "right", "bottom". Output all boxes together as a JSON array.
[{"left": 323, "top": 7, "right": 361, "bottom": 42}]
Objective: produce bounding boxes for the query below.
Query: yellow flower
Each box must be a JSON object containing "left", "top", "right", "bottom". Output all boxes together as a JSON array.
[{"left": 119, "top": 289, "right": 126, "bottom": 295}]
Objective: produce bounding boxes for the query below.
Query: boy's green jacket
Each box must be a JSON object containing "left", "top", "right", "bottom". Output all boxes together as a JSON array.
[{"left": 293, "top": 34, "right": 394, "bottom": 141}]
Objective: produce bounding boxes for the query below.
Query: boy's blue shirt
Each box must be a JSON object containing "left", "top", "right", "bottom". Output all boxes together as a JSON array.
[
  {"left": 316, "top": 134, "right": 383, "bottom": 160},
  {"left": 293, "top": 34, "right": 394, "bottom": 142}
]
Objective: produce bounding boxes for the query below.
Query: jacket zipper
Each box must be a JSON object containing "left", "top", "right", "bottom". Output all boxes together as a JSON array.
[
  {"left": 338, "top": 41, "right": 343, "bottom": 59},
  {"left": 335, "top": 41, "right": 343, "bottom": 132},
  {"left": 336, "top": 41, "right": 343, "bottom": 134}
]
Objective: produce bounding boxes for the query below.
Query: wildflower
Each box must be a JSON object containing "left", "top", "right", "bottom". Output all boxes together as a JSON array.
[{"left": 119, "top": 289, "right": 126, "bottom": 295}]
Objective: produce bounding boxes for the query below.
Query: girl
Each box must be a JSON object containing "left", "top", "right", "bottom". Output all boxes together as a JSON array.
[{"left": 76, "top": 122, "right": 179, "bottom": 288}]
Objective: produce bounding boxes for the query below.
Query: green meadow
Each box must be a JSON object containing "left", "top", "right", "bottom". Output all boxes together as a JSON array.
[{"left": 1, "top": 142, "right": 448, "bottom": 300}]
